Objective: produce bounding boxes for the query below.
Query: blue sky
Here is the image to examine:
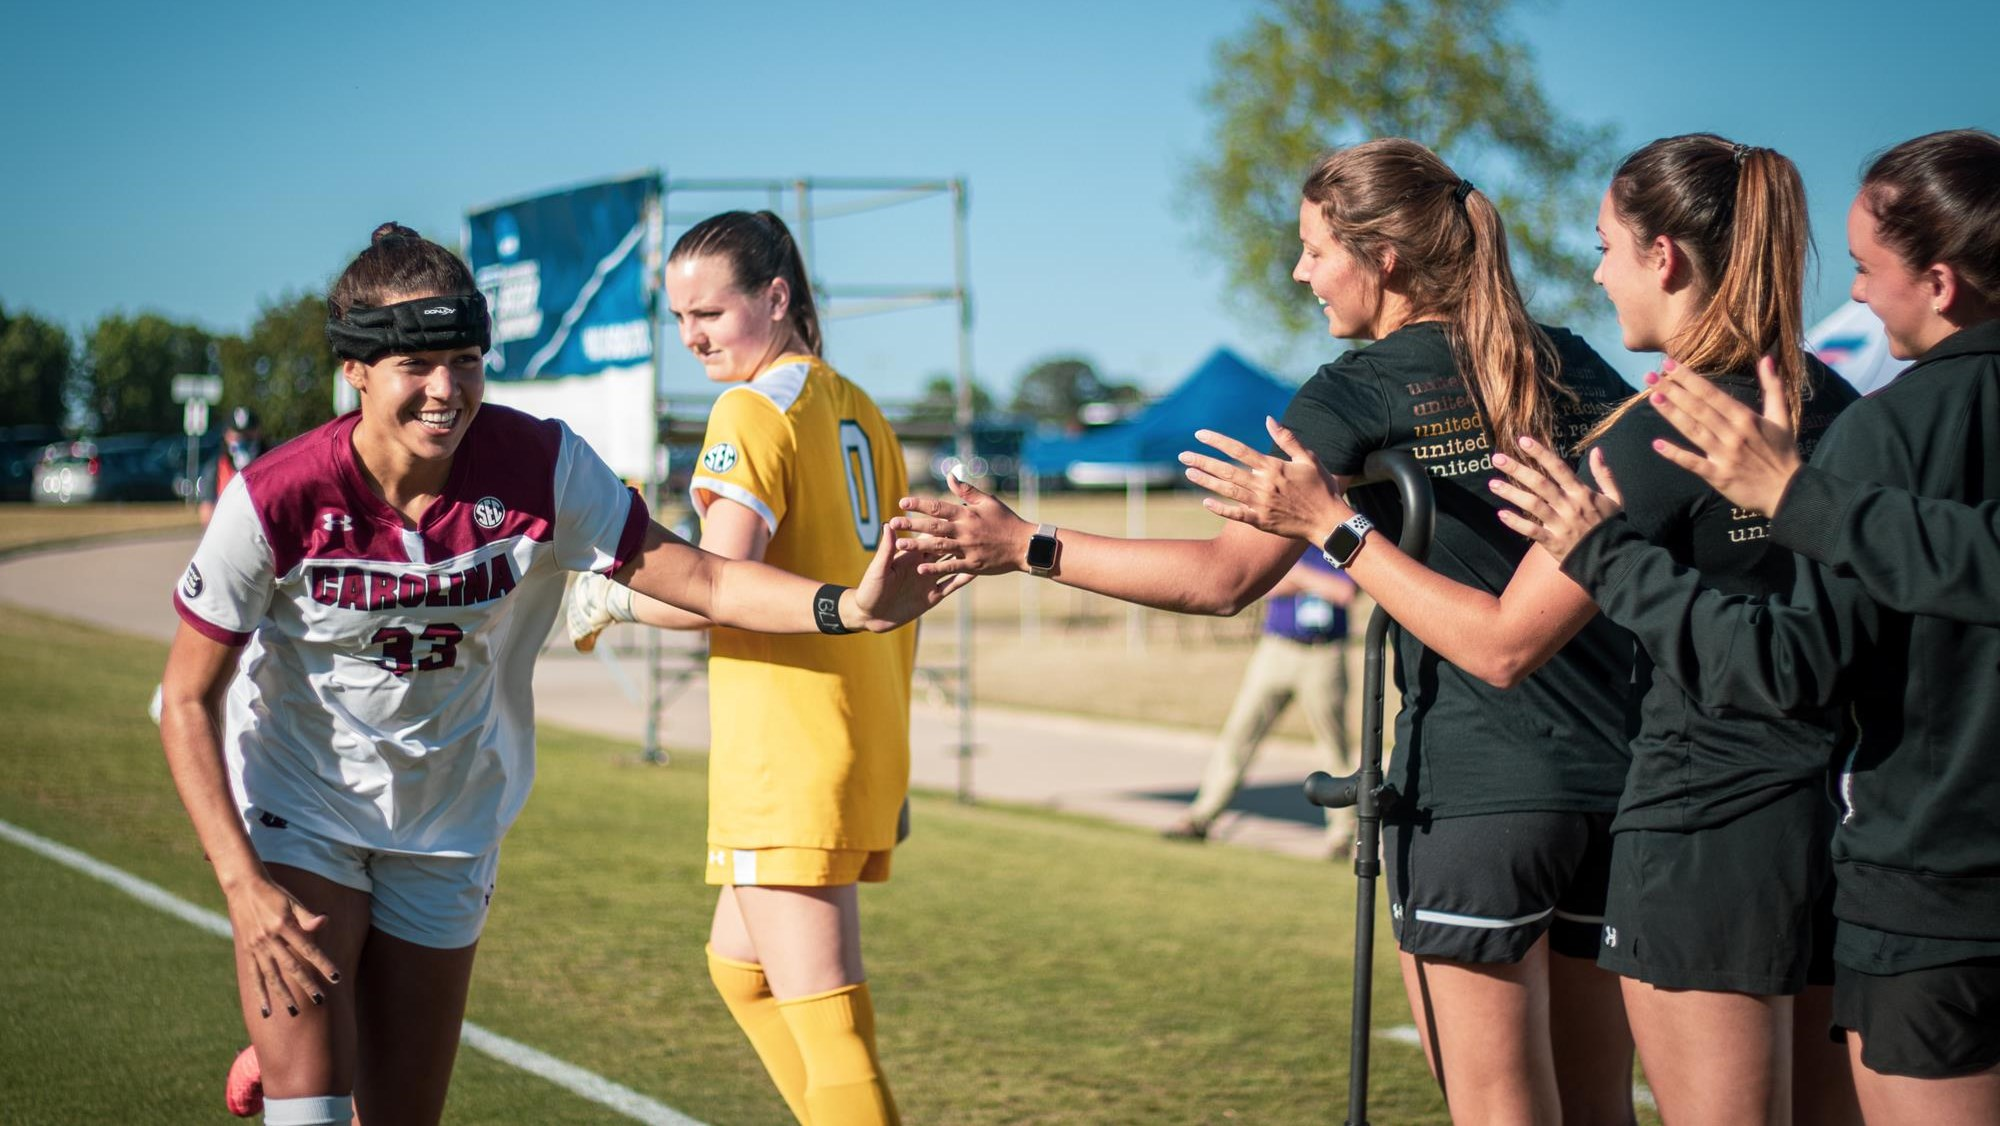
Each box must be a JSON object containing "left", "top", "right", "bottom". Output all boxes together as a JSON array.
[{"left": 4, "top": 0, "right": 1995, "bottom": 405}]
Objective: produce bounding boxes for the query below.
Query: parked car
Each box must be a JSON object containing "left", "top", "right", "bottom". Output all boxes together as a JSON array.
[
  {"left": 31, "top": 434, "right": 181, "bottom": 504},
  {"left": 1, "top": 425, "right": 64, "bottom": 502}
]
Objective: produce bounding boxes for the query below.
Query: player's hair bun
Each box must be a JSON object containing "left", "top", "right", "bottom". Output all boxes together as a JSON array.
[{"left": 371, "top": 221, "right": 421, "bottom": 245}]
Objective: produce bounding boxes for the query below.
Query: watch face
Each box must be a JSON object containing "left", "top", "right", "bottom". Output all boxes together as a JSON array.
[
  {"left": 1026, "top": 534, "right": 1058, "bottom": 571},
  {"left": 1327, "top": 525, "right": 1363, "bottom": 564}
]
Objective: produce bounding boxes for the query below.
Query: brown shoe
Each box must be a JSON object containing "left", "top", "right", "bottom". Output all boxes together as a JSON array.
[{"left": 1162, "top": 818, "right": 1210, "bottom": 842}]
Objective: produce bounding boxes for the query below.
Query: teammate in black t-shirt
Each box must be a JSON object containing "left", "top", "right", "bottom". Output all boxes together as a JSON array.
[
  {"left": 895, "top": 139, "right": 1638, "bottom": 1126},
  {"left": 1489, "top": 129, "right": 2000, "bottom": 1119},
  {"left": 1189, "top": 135, "right": 1865, "bottom": 1124}
]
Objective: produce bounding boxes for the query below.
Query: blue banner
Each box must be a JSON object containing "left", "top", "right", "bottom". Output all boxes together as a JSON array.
[{"left": 466, "top": 173, "right": 660, "bottom": 381}]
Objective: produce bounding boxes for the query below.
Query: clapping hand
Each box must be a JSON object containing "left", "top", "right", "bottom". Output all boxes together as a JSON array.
[
  {"left": 1489, "top": 436, "right": 1626, "bottom": 564},
  {"left": 1646, "top": 355, "right": 1802, "bottom": 517}
]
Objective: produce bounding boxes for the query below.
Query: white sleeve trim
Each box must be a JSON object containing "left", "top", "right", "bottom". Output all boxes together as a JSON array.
[{"left": 689, "top": 477, "right": 779, "bottom": 535}]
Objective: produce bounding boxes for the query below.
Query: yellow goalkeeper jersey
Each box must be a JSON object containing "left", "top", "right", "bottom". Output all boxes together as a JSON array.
[{"left": 691, "top": 354, "right": 916, "bottom": 852}]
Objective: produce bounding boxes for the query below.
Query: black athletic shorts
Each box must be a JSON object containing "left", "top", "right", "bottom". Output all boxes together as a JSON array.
[
  {"left": 1833, "top": 958, "right": 2000, "bottom": 1079},
  {"left": 1598, "top": 785, "right": 1833, "bottom": 994},
  {"left": 1385, "top": 810, "right": 1613, "bottom": 964}
]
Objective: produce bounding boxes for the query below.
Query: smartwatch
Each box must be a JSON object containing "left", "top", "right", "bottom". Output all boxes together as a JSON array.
[
  {"left": 1321, "top": 513, "right": 1374, "bottom": 568},
  {"left": 1026, "top": 523, "right": 1060, "bottom": 577}
]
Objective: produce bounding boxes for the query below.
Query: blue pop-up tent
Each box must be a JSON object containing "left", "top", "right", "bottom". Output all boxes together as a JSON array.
[{"left": 1022, "top": 347, "right": 1299, "bottom": 485}]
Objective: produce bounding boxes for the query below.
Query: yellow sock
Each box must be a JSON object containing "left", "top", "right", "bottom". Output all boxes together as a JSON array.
[
  {"left": 777, "top": 982, "right": 901, "bottom": 1126},
  {"left": 707, "top": 946, "right": 812, "bottom": 1124}
]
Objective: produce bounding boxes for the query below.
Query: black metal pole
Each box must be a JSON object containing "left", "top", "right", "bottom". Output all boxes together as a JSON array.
[{"left": 1304, "top": 448, "right": 1433, "bottom": 1126}]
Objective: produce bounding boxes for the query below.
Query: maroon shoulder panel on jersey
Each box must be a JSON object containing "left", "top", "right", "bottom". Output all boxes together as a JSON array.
[
  {"left": 418, "top": 405, "right": 562, "bottom": 562},
  {"left": 239, "top": 413, "right": 411, "bottom": 576}
]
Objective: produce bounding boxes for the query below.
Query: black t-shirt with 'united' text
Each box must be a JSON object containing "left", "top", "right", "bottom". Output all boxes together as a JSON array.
[{"left": 1280, "top": 320, "right": 1633, "bottom": 820}]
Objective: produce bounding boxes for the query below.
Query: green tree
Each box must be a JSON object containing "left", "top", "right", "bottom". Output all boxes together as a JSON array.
[
  {"left": 1009, "top": 357, "right": 1142, "bottom": 429},
  {"left": 217, "top": 292, "right": 337, "bottom": 441},
  {"left": 904, "top": 373, "right": 994, "bottom": 425},
  {"left": 0, "top": 303, "right": 75, "bottom": 429},
  {"left": 80, "top": 313, "right": 216, "bottom": 434},
  {"left": 1191, "top": 0, "right": 1616, "bottom": 337}
]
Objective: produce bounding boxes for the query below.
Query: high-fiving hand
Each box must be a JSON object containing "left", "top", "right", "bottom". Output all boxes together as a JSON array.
[
  {"left": 850, "top": 520, "right": 975, "bottom": 629},
  {"left": 892, "top": 470, "right": 1036, "bottom": 577},
  {"left": 1180, "top": 417, "right": 1353, "bottom": 542}
]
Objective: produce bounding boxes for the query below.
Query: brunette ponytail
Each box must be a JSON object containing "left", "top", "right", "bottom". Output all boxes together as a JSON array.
[
  {"left": 1303, "top": 139, "right": 1563, "bottom": 454},
  {"left": 1457, "top": 189, "right": 1564, "bottom": 454},
  {"left": 1584, "top": 135, "right": 1811, "bottom": 446}
]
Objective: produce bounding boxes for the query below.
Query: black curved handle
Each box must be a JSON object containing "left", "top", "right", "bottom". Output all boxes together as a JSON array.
[
  {"left": 1305, "top": 448, "right": 1433, "bottom": 812},
  {"left": 1357, "top": 448, "right": 1434, "bottom": 562},
  {"left": 1304, "top": 770, "right": 1356, "bottom": 809}
]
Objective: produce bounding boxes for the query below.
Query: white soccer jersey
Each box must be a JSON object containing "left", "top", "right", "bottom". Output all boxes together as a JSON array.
[{"left": 174, "top": 405, "right": 648, "bottom": 857}]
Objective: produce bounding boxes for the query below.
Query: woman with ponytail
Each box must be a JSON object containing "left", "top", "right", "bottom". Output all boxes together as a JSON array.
[
  {"left": 893, "top": 139, "right": 1640, "bottom": 1124},
  {"left": 1489, "top": 128, "right": 2000, "bottom": 1122},
  {"left": 566, "top": 210, "right": 915, "bottom": 1124},
  {"left": 1184, "top": 134, "right": 1865, "bottom": 1122}
]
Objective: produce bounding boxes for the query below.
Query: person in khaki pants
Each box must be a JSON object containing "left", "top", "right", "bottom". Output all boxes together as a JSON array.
[{"left": 1166, "top": 551, "right": 1356, "bottom": 853}]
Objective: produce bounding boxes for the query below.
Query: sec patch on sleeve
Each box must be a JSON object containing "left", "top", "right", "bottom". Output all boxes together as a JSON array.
[{"left": 701, "top": 442, "right": 739, "bottom": 474}]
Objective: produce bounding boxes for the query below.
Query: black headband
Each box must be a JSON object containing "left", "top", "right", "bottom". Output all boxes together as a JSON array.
[{"left": 327, "top": 292, "right": 492, "bottom": 363}]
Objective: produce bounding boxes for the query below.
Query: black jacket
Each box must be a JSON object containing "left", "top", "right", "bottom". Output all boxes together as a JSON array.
[{"left": 1562, "top": 320, "right": 2000, "bottom": 942}]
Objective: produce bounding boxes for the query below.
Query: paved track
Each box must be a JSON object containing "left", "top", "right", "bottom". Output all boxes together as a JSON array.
[{"left": 0, "top": 533, "right": 1339, "bottom": 860}]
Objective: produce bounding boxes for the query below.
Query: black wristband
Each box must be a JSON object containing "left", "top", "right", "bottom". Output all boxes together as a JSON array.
[{"left": 814, "top": 584, "right": 854, "bottom": 635}]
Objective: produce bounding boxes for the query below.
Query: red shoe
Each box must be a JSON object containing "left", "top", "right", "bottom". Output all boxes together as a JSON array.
[{"left": 225, "top": 1045, "right": 263, "bottom": 1117}]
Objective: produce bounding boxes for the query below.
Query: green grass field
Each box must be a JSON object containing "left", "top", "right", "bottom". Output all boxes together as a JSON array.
[
  {"left": 0, "top": 502, "right": 199, "bottom": 556},
  {"left": 0, "top": 603, "right": 1459, "bottom": 1124}
]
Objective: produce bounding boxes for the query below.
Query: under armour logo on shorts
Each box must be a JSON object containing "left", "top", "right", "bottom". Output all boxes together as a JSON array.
[{"left": 1603, "top": 925, "right": 1618, "bottom": 948}]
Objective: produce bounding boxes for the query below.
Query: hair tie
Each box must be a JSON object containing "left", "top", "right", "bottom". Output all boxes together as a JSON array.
[
  {"left": 1731, "top": 143, "right": 1751, "bottom": 165},
  {"left": 1452, "top": 179, "right": 1476, "bottom": 205}
]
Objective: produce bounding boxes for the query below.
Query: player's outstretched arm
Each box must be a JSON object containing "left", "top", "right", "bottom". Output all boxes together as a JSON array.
[
  {"left": 614, "top": 521, "right": 965, "bottom": 634},
  {"left": 159, "top": 625, "right": 341, "bottom": 1020},
  {"left": 892, "top": 471, "right": 1301, "bottom": 616},
  {"left": 1188, "top": 419, "right": 1600, "bottom": 688}
]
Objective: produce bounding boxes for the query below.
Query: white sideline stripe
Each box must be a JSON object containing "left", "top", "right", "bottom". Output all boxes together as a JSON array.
[
  {"left": 0, "top": 817, "right": 706, "bottom": 1126},
  {"left": 1411, "top": 905, "right": 1554, "bottom": 930},
  {"left": 1378, "top": 1025, "right": 1655, "bottom": 1109},
  {"left": 458, "top": 1024, "right": 705, "bottom": 1125}
]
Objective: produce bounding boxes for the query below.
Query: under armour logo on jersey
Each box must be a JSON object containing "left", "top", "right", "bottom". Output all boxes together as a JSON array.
[
  {"left": 1603, "top": 925, "right": 1618, "bottom": 948},
  {"left": 257, "top": 811, "right": 288, "bottom": 830},
  {"left": 473, "top": 496, "right": 506, "bottom": 529},
  {"left": 322, "top": 512, "right": 354, "bottom": 532},
  {"left": 181, "top": 563, "right": 204, "bottom": 599},
  {"left": 701, "top": 442, "right": 738, "bottom": 474}
]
